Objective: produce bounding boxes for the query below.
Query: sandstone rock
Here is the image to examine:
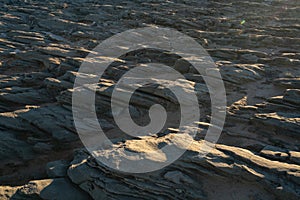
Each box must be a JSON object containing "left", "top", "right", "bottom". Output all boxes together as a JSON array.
[
  {"left": 67, "top": 137, "right": 300, "bottom": 199},
  {"left": 10, "top": 178, "right": 91, "bottom": 200},
  {"left": 274, "top": 78, "right": 300, "bottom": 89},
  {"left": 260, "top": 145, "right": 289, "bottom": 161},
  {"left": 219, "top": 64, "right": 263, "bottom": 84},
  {"left": 0, "top": 0, "right": 299, "bottom": 199},
  {"left": 0, "top": 186, "right": 20, "bottom": 200},
  {"left": 44, "top": 77, "right": 73, "bottom": 97},
  {"left": 289, "top": 151, "right": 300, "bottom": 165},
  {"left": 254, "top": 112, "right": 300, "bottom": 137}
]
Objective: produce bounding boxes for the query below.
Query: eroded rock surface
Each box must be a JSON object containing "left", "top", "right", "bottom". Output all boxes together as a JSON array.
[{"left": 0, "top": 0, "right": 299, "bottom": 199}]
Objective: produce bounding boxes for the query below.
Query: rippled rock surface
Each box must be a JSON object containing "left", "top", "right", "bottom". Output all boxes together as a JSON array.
[{"left": 0, "top": 0, "right": 299, "bottom": 199}]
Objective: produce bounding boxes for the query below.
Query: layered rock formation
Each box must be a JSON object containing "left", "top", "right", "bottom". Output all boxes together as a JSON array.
[{"left": 0, "top": 0, "right": 299, "bottom": 199}]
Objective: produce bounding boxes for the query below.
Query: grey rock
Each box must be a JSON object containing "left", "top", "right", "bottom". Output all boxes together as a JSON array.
[
  {"left": 240, "top": 53, "right": 259, "bottom": 63},
  {"left": 52, "top": 130, "right": 78, "bottom": 142},
  {"left": 219, "top": 64, "right": 263, "bottom": 84},
  {"left": 0, "top": 0, "right": 300, "bottom": 199},
  {"left": 67, "top": 138, "right": 300, "bottom": 200},
  {"left": 274, "top": 78, "right": 300, "bottom": 89},
  {"left": 33, "top": 143, "right": 53, "bottom": 153},
  {"left": 283, "top": 89, "right": 300, "bottom": 105},
  {"left": 164, "top": 171, "right": 194, "bottom": 184},
  {"left": 173, "top": 58, "right": 191, "bottom": 74},
  {"left": 0, "top": 131, "right": 34, "bottom": 162},
  {"left": 46, "top": 160, "right": 69, "bottom": 178}
]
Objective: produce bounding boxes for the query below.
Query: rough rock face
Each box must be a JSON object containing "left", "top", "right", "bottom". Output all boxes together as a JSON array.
[
  {"left": 67, "top": 140, "right": 300, "bottom": 200},
  {"left": 0, "top": 0, "right": 299, "bottom": 199}
]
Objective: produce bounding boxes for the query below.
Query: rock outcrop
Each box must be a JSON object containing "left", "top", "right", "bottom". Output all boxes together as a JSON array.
[{"left": 0, "top": 0, "right": 299, "bottom": 199}]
